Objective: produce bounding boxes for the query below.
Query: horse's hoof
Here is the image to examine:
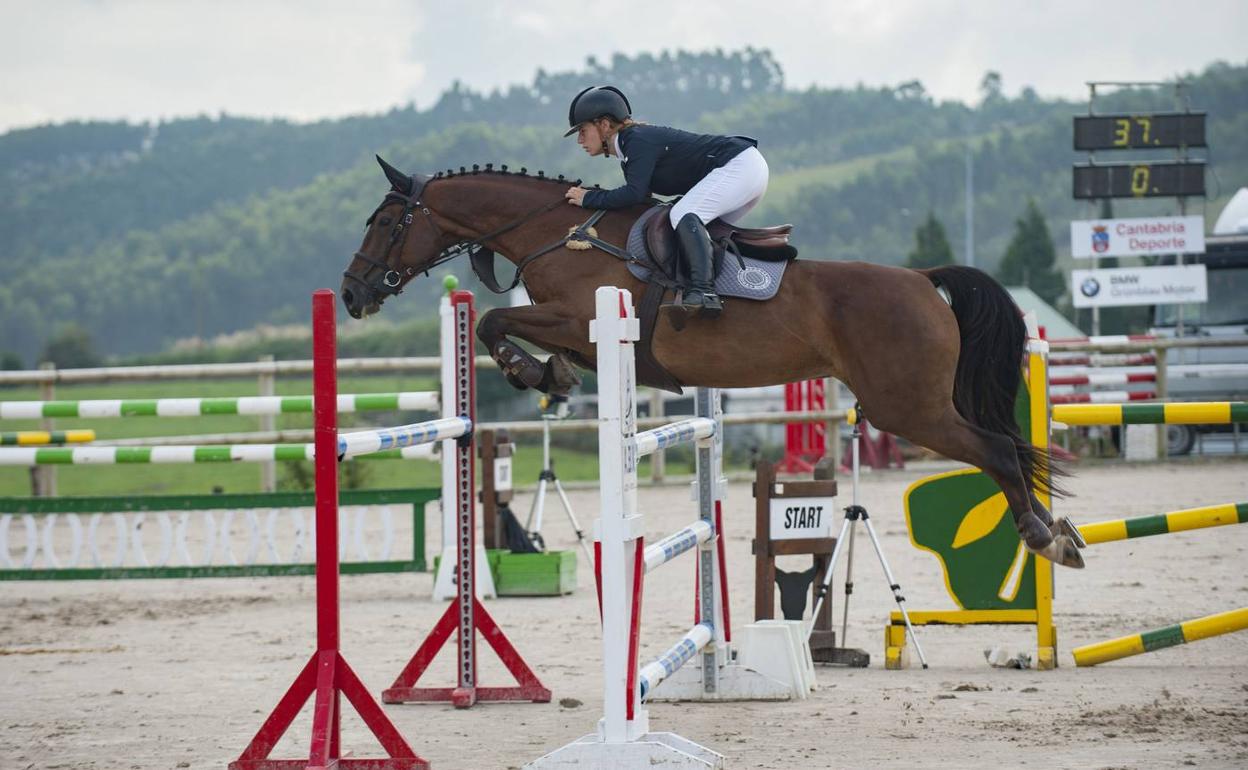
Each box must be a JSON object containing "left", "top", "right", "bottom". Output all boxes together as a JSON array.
[
  {"left": 1055, "top": 517, "right": 1087, "bottom": 549},
  {"left": 1032, "top": 535, "right": 1086, "bottom": 569},
  {"left": 539, "top": 356, "right": 582, "bottom": 397},
  {"left": 1015, "top": 511, "right": 1053, "bottom": 551}
]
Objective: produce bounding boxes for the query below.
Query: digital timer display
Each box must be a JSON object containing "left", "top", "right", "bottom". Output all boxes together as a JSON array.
[
  {"left": 1073, "top": 113, "right": 1206, "bottom": 151},
  {"left": 1072, "top": 161, "right": 1206, "bottom": 199}
]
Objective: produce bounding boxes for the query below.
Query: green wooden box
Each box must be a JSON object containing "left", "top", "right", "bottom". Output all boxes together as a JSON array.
[
  {"left": 433, "top": 548, "right": 577, "bottom": 596},
  {"left": 493, "top": 549, "right": 577, "bottom": 596}
]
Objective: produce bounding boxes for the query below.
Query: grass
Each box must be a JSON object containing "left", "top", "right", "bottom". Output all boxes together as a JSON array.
[
  {"left": 0, "top": 443, "right": 697, "bottom": 497},
  {"left": 764, "top": 146, "right": 919, "bottom": 209},
  {"left": 0, "top": 376, "right": 709, "bottom": 497},
  {"left": 0, "top": 374, "right": 434, "bottom": 496},
  {"left": 761, "top": 124, "right": 1042, "bottom": 212}
]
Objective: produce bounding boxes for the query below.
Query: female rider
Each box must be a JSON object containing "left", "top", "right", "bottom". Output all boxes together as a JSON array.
[{"left": 563, "top": 85, "right": 769, "bottom": 319}]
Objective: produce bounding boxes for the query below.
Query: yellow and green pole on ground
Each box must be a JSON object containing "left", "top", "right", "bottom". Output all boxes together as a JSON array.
[{"left": 1072, "top": 608, "right": 1248, "bottom": 667}]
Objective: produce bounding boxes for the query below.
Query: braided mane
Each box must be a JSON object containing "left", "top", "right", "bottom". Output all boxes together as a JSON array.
[{"left": 431, "top": 163, "right": 601, "bottom": 190}]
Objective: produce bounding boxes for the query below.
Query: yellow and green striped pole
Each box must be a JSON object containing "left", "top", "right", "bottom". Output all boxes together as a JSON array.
[
  {"left": 1077, "top": 502, "right": 1248, "bottom": 545},
  {"left": 0, "top": 429, "right": 96, "bottom": 446},
  {"left": 1053, "top": 401, "right": 1248, "bottom": 426},
  {"left": 1072, "top": 607, "right": 1248, "bottom": 666}
]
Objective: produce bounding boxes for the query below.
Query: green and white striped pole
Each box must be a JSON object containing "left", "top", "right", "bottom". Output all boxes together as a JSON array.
[
  {"left": 0, "top": 392, "right": 437, "bottom": 419},
  {"left": 0, "top": 442, "right": 435, "bottom": 465}
]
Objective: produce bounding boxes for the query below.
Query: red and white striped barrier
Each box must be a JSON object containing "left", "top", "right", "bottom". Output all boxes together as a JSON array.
[
  {"left": 1049, "top": 372, "right": 1157, "bottom": 387},
  {"left": 779, "top": 379, "right": 827, "bottom": 473},
  {"left": 1048, "top": 334, "right": 1158, "bottom": 345},
  {"left": 1049, "top": 352, "right": 1157, "bottom": 367},
  {"left": 1050, "top": 390, "right": 1158, "bottom": 405}
]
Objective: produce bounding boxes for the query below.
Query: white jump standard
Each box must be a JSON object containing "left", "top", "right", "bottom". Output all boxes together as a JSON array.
[{"left": 528, "top": 286, "right": 792, "bottom": 770}]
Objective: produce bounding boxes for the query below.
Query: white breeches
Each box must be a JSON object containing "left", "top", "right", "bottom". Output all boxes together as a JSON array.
[{"left": 669, "top": 146, "right": 770, "bottom": 227}]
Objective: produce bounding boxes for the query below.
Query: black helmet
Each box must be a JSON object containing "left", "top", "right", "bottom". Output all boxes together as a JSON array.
[{"left": 564, "top": 86, "right": 631, "bottom": 137}]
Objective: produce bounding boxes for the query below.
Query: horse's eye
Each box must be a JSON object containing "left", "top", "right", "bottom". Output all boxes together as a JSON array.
[{"left": 378, "top": 216, "right": 392, "bottom": 227}]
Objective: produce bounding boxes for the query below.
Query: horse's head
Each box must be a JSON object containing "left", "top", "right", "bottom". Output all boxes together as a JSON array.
[{"left": 340, "top": 156, "right": 463, "bottom": 319}]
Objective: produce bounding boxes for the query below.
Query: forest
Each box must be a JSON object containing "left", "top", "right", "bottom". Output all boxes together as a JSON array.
[{"left": 2, "top": 49, "right": 1244, "bottom": 365}]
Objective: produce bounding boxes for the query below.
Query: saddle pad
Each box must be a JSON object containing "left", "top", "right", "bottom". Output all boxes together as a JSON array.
[{"left": 625, "top": 206, "right": 787, "bottom": 302}]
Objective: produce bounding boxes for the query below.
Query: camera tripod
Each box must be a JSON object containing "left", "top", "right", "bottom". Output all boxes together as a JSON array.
[
  {"left": 809, "top": 403, "right": 928, "bottom": 668},
  {"left": 523, "top": 396, "right": 594, "bottom": 564}
]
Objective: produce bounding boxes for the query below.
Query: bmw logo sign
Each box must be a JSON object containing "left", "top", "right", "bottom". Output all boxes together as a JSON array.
[{"left": 1079, "top": 276, "right": 1101, "bottom": 298}]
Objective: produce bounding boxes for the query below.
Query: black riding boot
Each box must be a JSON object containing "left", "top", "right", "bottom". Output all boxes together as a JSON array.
[{"left": 674, "top": 212, "right": 723, "bottom": 319}]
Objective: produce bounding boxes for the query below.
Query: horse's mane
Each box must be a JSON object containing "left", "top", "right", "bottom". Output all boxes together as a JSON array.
[{"left": 431, "top": 163, "right": 602, "bottom": 191}]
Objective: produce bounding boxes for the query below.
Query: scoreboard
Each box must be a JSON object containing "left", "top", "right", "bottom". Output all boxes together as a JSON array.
[
  {"left": 1072, "top": 161, "right": 1207, "bottom": 199},
  {"left": 1073, "top": 112, "right": 1206, "bottom": 151}
]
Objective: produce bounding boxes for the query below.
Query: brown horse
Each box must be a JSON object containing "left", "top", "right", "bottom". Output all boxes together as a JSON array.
[{"left": 341, "top": 157, "right": 1083, "bottom": 569}]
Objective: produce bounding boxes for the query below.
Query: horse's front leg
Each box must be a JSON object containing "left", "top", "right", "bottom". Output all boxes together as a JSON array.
[{"left": 476, "top": 305, "right": 589, "bottom": 396}]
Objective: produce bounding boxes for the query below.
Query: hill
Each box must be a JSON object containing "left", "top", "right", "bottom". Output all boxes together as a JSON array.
[{"left": 2, "top": 50, "right": 1244, "bottom": 364}]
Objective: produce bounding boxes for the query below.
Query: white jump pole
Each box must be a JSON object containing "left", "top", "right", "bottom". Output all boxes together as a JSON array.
[{"left": 528, "top": 286, "right": 793, "bottom": 770}]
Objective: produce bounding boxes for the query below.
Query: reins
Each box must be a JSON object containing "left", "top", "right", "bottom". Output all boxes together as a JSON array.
[{"left": 348, "top": 173, "right": 632, "bottom": 299}]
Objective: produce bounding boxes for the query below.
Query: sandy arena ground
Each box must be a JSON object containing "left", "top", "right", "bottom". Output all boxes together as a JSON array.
[{"left": 2, "top": 459, "right": 1246, "bottom": 770}]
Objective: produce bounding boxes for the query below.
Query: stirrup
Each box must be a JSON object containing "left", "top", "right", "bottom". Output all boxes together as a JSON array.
[{"left": 681, "top": 290, "right": 722, "bottom": 318}]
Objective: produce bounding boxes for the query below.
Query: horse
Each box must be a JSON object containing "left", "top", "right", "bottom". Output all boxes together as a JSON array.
[{"left": 341, "top": 156, "right": 1084, "bottom": 569}]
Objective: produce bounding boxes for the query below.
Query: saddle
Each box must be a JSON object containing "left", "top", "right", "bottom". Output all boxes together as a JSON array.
[{"left": 644, "top": 209, "right": 797, "bottom": 283}]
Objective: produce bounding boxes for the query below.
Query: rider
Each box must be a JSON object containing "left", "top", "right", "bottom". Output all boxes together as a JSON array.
[{"left": 563, "top": 85, "right": 769, "bottom": 319}]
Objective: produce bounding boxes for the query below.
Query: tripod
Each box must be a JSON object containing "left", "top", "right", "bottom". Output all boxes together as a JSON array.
[
  {"left": 809, "top": 403, "right": 929, "bottom": 668},
  {"left": 524, "top": 396, "right": 594, "bottom": 564}
]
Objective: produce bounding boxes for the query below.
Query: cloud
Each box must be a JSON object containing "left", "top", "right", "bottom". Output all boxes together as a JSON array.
[{"left": 2, "top": 0, "right": 1245, "bottom": 133}]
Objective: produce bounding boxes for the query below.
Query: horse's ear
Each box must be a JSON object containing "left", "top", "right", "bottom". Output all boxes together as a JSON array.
[{"left": 376, "top": 155, "right": 412, "bottom": 194}]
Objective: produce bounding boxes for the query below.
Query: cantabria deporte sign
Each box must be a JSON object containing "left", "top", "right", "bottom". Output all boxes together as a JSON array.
[{"left": 1070, "top": 215, "right": 1204, "bottom": 258}]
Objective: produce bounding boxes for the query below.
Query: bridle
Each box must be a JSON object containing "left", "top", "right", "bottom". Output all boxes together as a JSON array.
[
  {"left": 344, "top": 173, "right": 627, "bottom": 304},
  {"left": 343, "top": 174, "right": 445, "bottom": 304}
]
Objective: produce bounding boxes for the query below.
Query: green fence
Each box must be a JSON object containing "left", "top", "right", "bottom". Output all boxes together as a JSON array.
[{"left": 0, "top": 487, "right": 435, "bottom": 580}]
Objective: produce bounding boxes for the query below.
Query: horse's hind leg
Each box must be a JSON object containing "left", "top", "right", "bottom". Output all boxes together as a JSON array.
[
  {"left": 869, "top": 404, "right": 1084, "bottom": 569},
  {"left": 476, "top": 305, "right": 585, "bottom": 396}
]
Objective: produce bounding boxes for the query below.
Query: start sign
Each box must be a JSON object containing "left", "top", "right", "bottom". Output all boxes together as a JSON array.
[{"left": 769, "top": 496, "right": 835, "bottom": 540}]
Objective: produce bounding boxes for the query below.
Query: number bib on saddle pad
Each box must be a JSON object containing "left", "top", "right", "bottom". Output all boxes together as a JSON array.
[{"left": 625, "top": 205, "right": 789, "bottom": 301}]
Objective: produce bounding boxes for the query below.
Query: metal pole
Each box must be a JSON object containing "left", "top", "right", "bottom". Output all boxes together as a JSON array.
[
  {"left": 258, "top": 354, "right": 276, "bottom": 492},
  {"left": 34, "top": 363, "right": 56, "bottom": 497},
  {"left": 649, "top": 389, "right": 665, "bottom": 483},
  {"left": 965, "top": 142, "right": 974, "bottom": 268}
]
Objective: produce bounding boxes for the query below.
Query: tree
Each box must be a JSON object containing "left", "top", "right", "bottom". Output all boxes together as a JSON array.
[
  {"left": 979, "top": 71, "right": 1003, "bottom": 104},
  {"left": 39, "top": 323, "right": 102, "bottom": 368},
  {"left": 997, "top": 200, "right": 1065, "bottom": 305},
  {"left": 895, "top": 80, "right": 927, "bottom": 101},
  {"left": 906, "top": 212, "right": 955, "bottom": 268}
]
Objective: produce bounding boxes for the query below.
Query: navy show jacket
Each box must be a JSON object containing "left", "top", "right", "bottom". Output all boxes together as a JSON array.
[{"left": 580, "top": 124, "right": 758, "bottom": 210}]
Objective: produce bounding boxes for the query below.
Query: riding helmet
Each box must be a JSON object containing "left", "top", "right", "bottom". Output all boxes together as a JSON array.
[{"left": 564, "top": 86, "right": 632, "bottom": 137}]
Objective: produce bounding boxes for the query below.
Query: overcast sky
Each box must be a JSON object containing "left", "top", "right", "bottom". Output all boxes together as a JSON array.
[{"left": 3, "top": 0, "right": 1245, "bottom": 134}]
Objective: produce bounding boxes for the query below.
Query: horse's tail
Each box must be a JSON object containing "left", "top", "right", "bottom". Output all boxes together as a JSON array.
[{"left": 920, "top": 265, "right": 1066, "bottom": 498}]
